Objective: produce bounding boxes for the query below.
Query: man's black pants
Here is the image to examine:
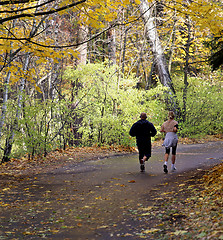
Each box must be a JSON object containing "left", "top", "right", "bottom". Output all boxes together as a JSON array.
[{"left": 137, "top": 140, "right": 151, "bottom": 161}]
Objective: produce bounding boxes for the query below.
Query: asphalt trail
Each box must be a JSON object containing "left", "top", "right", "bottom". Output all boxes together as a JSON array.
[{"left": 0, "top": 141, "right": 222, "bottom": 239}]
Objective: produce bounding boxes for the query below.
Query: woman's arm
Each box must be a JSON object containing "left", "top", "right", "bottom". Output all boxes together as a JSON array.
[{"left": 160, "top": 124, "right": 165, "bottom": 132}]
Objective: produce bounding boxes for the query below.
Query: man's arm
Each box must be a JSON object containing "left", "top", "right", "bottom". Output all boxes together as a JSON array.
[
  {"left": 129, "top": 123, "right": 137, "bottom": 137},
  {"left": 150, "top": 123, "right": 157, "bottom": 137}
]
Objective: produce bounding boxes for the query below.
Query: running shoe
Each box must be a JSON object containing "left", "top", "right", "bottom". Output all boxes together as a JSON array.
[
  {"left": 163, "top": 164, "right": 168, "bottom": 173},
  {"left": 140, "top": 159, "right": 145, "bottom": 172},
  {"left": 171, "top": 166, "right": 177, "bottom": 172}
]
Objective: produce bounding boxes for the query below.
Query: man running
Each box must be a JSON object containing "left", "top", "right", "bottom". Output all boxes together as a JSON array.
[{"left": 129, "top": 112, "right": 157, "bottom": 172}]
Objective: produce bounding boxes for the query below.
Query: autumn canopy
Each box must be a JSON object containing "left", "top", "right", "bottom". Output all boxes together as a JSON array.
[{"left": 0, "top": 0, "right": 222, "bottom": 162}]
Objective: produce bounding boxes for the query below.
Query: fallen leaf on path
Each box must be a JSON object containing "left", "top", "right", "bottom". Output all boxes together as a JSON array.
[
  {"left": 128, "top": 180, "right": 136, "bottom": 183},
  {"left": 179, "top": 184, "right": 185, "bottom": 187},
  {"left": 161, "top": 191, "right": 175, "bottom": 195},
  {"left": 143, "top": 228, "right": 160, "bottom": 234},
  {"left": 95, "top": 196, "right": 102, "bottom": 200},
  {"left": 124, "top": 233, "right": 134, "bottom": 236},
  {"left": 141, "top": 212, "right": 151, "bottom": 216},
  {"left": 173, "top": 230, "right": 188, "bottom": 235},
  {"left": 97, "top": 225, "right": 109, "bottom": 229},
  {"left": 141, "top": 206, "right": 153, "bottom": 211}
]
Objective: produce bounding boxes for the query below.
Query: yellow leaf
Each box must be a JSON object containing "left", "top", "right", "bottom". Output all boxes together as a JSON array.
[
  {"left": 144, "top": 228, "right": 160, "bottom": 234},
  {"left": 128, "top": 180, "right": 136, "bottom": 183},
  {"left": 142, "top": 206, "right": 153, "bottom": 211},
  {"left": 97, "top": 225, "right": 108, "bottom": 229},
  {"left": 173, "top": 230, "right": 188, "bottom": 235},
  {"left": 122, "top": 0, "right": 130, "bottom": 4},
  {"left": 141, "top": 212, "right": 151, "bottom": 216}
]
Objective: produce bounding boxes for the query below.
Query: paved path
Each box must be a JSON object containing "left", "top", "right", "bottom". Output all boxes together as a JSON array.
[{"left": 0, "top": 141, "right": 222, "bottom": 239}]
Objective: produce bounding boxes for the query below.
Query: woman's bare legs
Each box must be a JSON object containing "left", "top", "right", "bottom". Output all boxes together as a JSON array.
[
  {"left": 165, "top": 153, "right": 169, "bottom": 163},
  {"left": 171, "top": 155, "right": 176, "bottom": 171}
]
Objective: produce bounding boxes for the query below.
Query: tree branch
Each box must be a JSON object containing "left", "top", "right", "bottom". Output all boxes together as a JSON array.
[
  {"left": 0, "top": 0, "right": 55, "bottom": 14},
  {"left": 0, "top": 6, "right": 150, "bottom": 49},
  {"left": 0, "top": 0, "right": 86, "bottom": 24},
  {"left": 0, "top": 0, "right": 32, "bottom": 5}
]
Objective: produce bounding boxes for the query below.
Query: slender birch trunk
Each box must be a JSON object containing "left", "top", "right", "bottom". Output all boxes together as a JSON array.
[
  {"left": 0, "top": 71, "right": 11, "bottom": 139},
  {"left": 139, "top": 1, "right": 174, "bottom": 90},
  {"left": 108, "top": 28, "right": 117, "bottom": 66},
  {"left": 0, "top": 18, "right": 16, "bottom": 145},
  {"left": 122, "top": 27, "right": 128, "bottom": 74},
  {"left": 183, "top": 16, "right": 191, "bottom": 122},
  {"left": 76, "top": 24, "right": 88, "bottom": 66},
  {"left": 168, "top": 8, "right": 177, "bottom": 74},
  {"left": 2, "top": 54, "right": 30, "bottom": 163}
]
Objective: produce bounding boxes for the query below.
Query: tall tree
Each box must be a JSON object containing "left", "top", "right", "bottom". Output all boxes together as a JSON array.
[
  {"left": 2, "top": 53, "right": 30, "bottom": 163},
  {"left": 139, "top": 0, "right": 178, "bottom": 111},
  {"left": 107, "top": 28, "right": 117, "bottom": 66},
  {"left": 76, "top": 25, "right": 89, "bottom": 66},
  {"left": 139, "top": 0, "right": 175, "bottom": 93},
  {"left": 182, "top": 15, "right": 192, "bottom": 123}
]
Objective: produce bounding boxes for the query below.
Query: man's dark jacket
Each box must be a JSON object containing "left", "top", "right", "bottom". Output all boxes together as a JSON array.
[{"left": 129, "top": 119, "right": 157, "bottom": 144}]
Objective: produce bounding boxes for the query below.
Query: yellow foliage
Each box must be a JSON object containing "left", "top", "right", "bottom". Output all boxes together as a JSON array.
[
  {"left": 104, "top": 12, "right": 117, "bottom": 22},
  {"left": 0, "top": 0, "right": 222, "bottom": 89},
  {"left": 134, "top": 0, "right": 141, "bottom": 4},
  {"left": 122, "top": 0, "right": 130, "bottom": 4}
]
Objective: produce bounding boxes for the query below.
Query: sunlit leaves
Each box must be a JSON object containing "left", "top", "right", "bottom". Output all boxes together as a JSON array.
[
  {"left": 166, "top": 0, "right": 222, "bottom": 37},
  {"left": 134, "top": 0, "right": 141, "bottom": 4},
  {"left": 0, "top": 0, "right": 80, "bottom": 86},
  {"left": 1, "top": 0, "right": 222, "bottom": 86},
  {"left": 63, "top": 62, "right": 166, "bottom": 146},
  {"left": 175, "top": 74, "right": 223, "bottom": 137}
]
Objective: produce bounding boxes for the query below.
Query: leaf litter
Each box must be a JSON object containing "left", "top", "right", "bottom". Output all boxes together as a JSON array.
[{"left": 133, "top": 163, "right": 223, "bottom": 239}]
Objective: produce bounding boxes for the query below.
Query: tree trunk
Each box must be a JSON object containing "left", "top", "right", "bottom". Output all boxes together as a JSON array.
[
  {"left": 139, "top": 0, "right": 178, "bottom": 111},
  {"left": 168, "top": 8, "right": 177, "bottom": 74},
  {"left": 146, "top": 61, "right": 156, "bottom": 89},
  {"left": 0, "top": 71, "right": 11, "bottom": 139},
  {"left": 76, "top": 24, "right": 88, "bottom": 66},
  {"left": 183, "top": 16, "right": 191, "bottom": 122},
  {"left": 108, "top": 28, "right": 116, "bottom": 66},
  {"left": 0, "top": 18, "right": 16, "bottom": 140},
  {"left": 2, "top": 54, "right": 30, "bottom": 163},
  {"left": 122, "top": 27, "right": 128, "bottom": 74}
]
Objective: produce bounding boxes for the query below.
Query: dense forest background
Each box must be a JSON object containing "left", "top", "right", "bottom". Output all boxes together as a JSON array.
[{"left": 0, "top": 0, "right": 222, "bottom": 162}]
